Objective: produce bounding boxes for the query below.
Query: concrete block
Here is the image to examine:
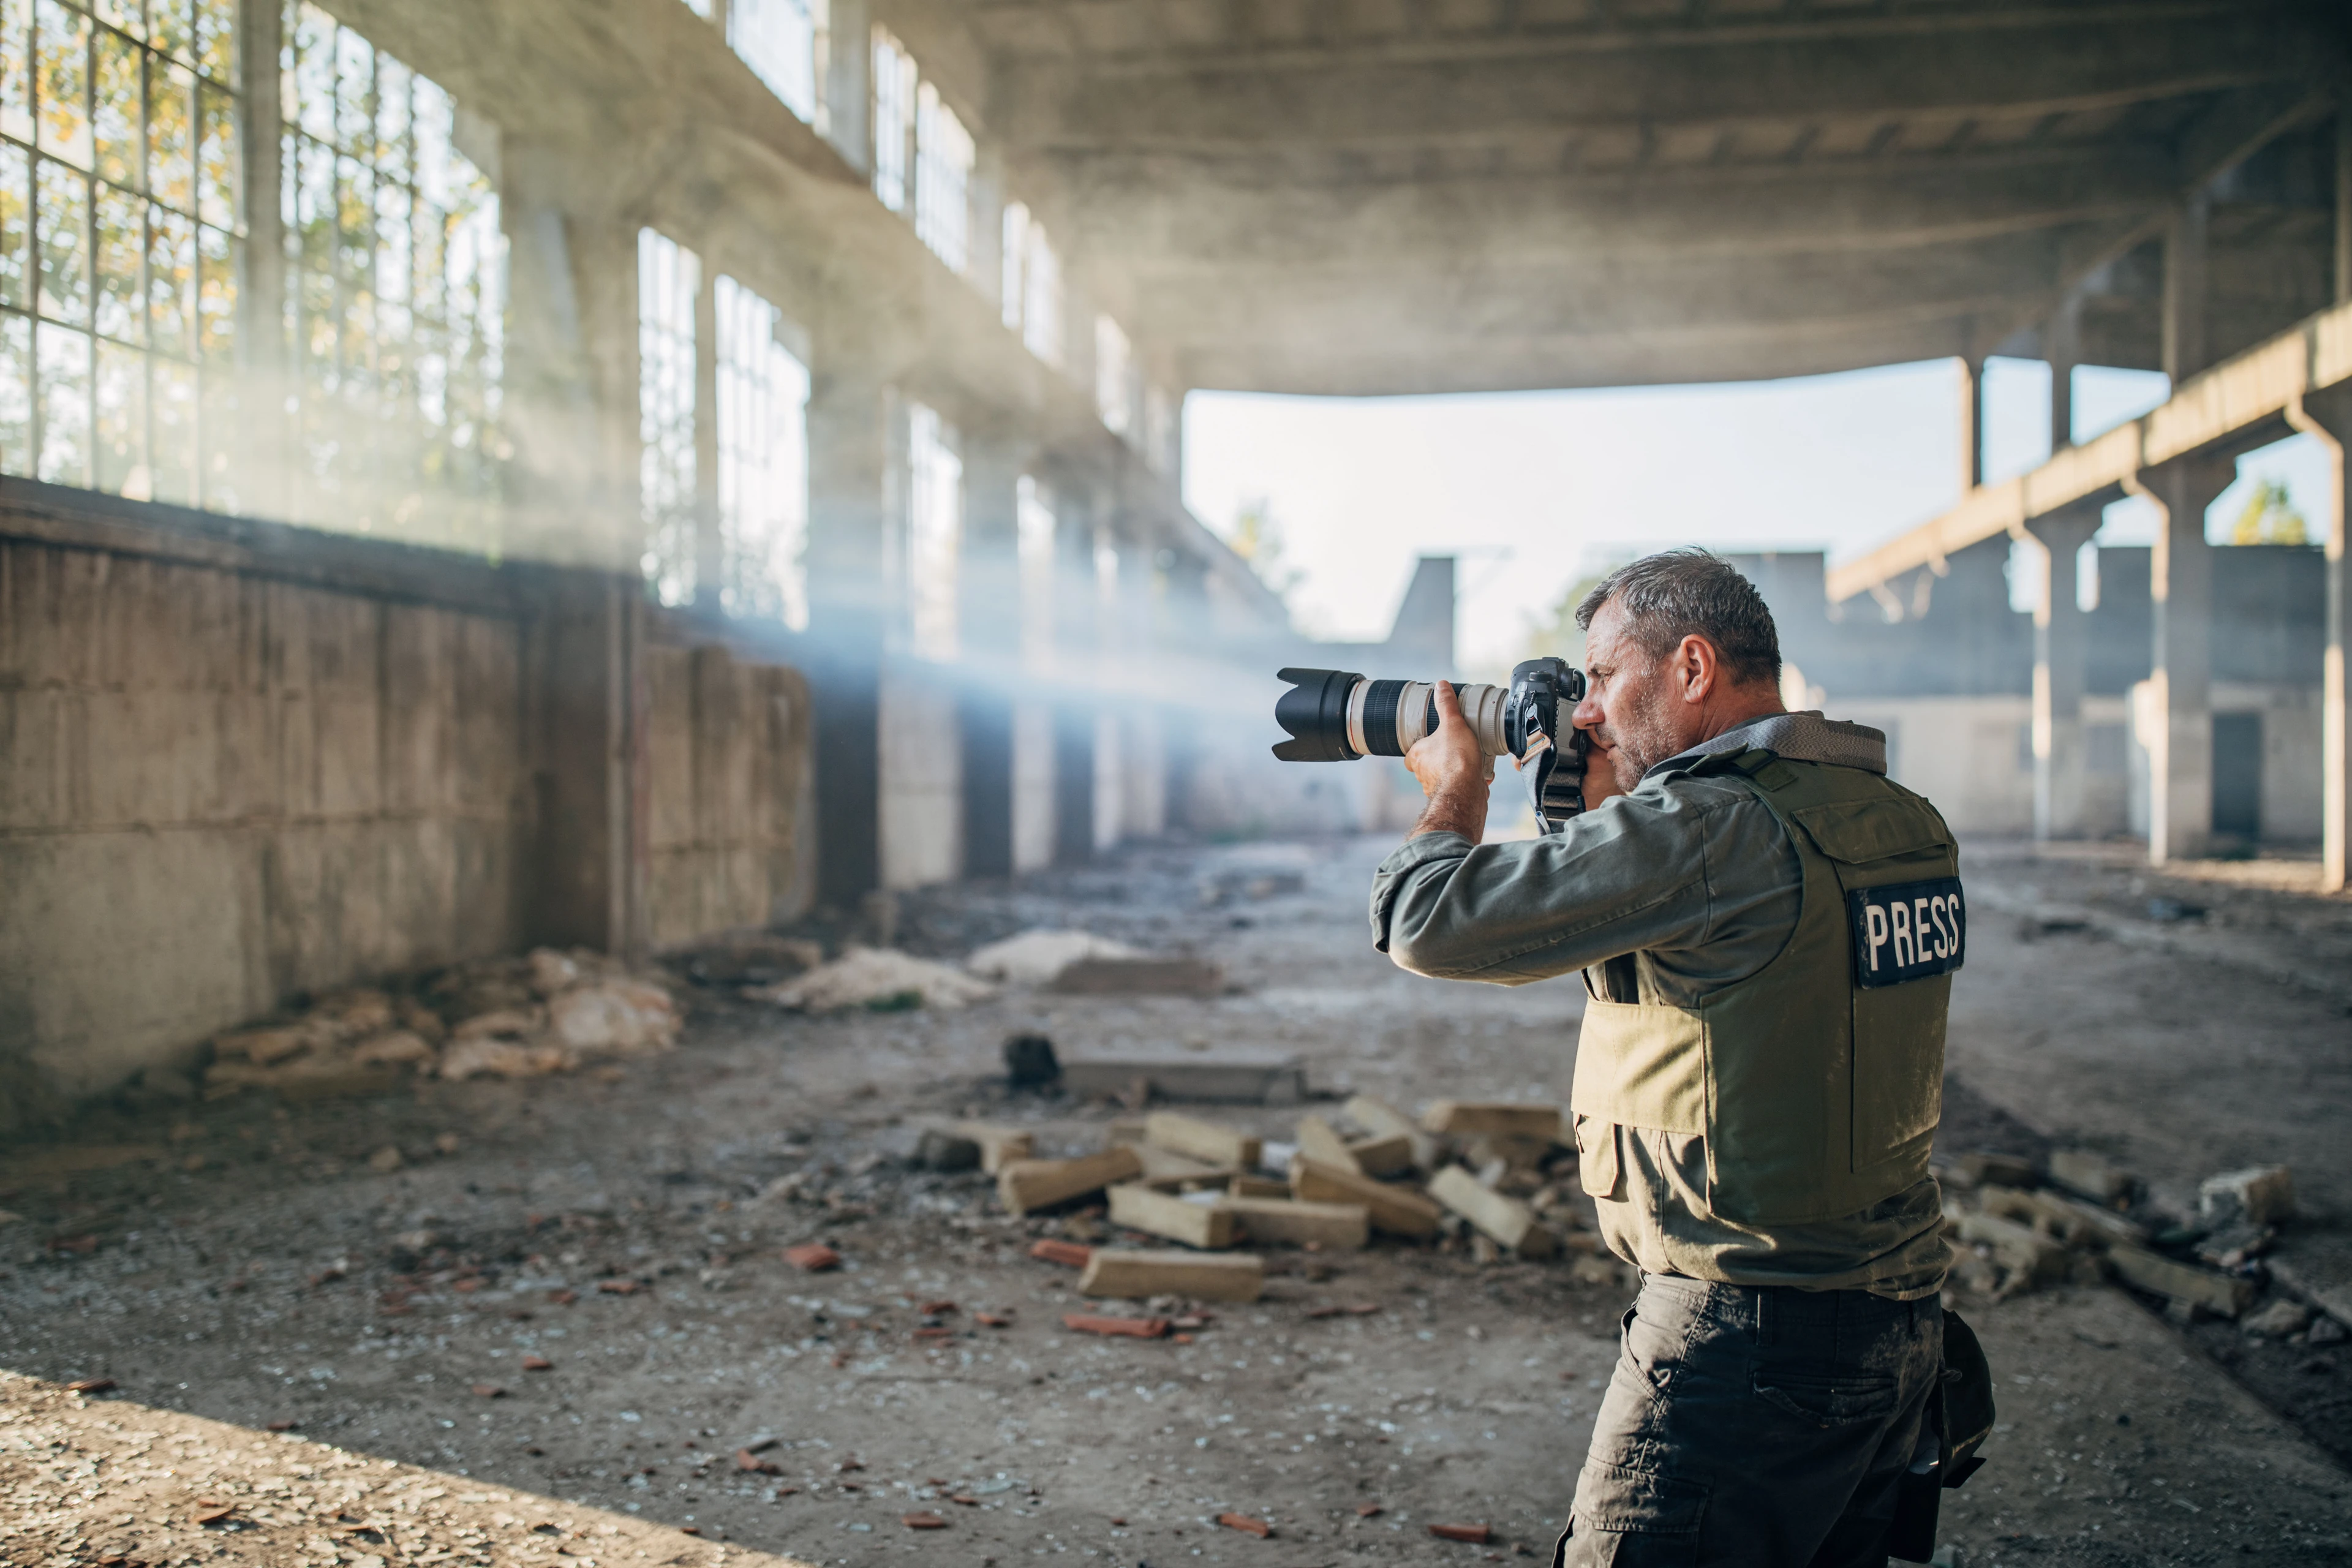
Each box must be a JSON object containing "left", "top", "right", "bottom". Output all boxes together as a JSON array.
[
  {"left": 1421, "top": 1100, "right": 1562, "bottom": 1140},
  {"left": 997, "top": 1146, "right": 1143, "bottom": 1216},
  {"left": 953, "top": 1121, "right": 1035, "bottom": 1174},
  {"left": 1341, "top": 1093, "right": 1439, "bottom": 1169},
  {"left": 1220, "top": 1196, "right": 1370, "bottom": 1251},
  {"left": 1079, "top": 1248, "right": 1264, "bottom": 1303},
  {"left": 1294, "top": 1115, "right": 1359, "bottom": 1172},
  {"left": 1346, "top": 1133, "right": 1415, "bottom": 1178},
  {"left": 1146, "top": 1112, "right": 1262, "bottom": 1170},
  {"left": 2048, "top": 1149, "right": 2132, "bottom": 1205},
  {"left": 1061, "top": 1049, "right": 1306, "bottom": 1105},
  {"left": 2199, "top": 1165, "right": 2294, "bottom": 1227},
  {"left": 1428, "top": 1164, "right": 1556, "bottom": 1257},
  {"left": 1956, "top": 1211, "right": 2070, "bottom": 1285},
  {"left": 1977, "top": 1186, "right": 2144, "bottom": 1248},
  {"left": 1131, "top": 1142, "right": 1234, "bottom": 1188},
  {"left": 1292, "top": 1158, "right": 1442, "bottom": 1239},
  {"left": 2108, "top": 1243, "right": 2258, "bottom": 1318},
  {"left": 1108, "top": 1183, "right": 1238, "bottom": 1250}
]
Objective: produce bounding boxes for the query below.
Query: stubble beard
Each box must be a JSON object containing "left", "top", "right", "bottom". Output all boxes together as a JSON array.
[{"left": 1600, "top": 683, "right": 1682, "bottom": 793}]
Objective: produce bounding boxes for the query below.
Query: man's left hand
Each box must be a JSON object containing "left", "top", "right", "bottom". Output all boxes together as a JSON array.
[{"left": 1404, "top": 680, "right": 1494, "bottom": 841}]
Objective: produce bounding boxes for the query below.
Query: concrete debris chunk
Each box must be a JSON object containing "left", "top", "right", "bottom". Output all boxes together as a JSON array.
[
  {"left": 438, "top": 1037, "right": 574, "bottom": 1081},
  {"left": 2241, "top": 1298, "right": 2311, "bottom": 1338},
  {"left": 2107, "top": 1243, "right": 2257, "bottom": 1319},
  {"left": 1108, "top": 1183, "right": 1238, "bottom": 1248},
  {"left": 1291, "top": 1159, "right": 1442, "bottom": 1240},
  {"left": 528, "top": 947, "right": 582, "bottom": 996},
  {"left": 1976, "top": 1186, "right": 2144, "bottom": 1249},
  {"left": 1428, "top": 1166, "right": 1557, "bottom": 1258},
  {"left": 1227, "top": 1175, "right": 1290, "bottom": 1200},
  {"left": 1954, "top": 1151, "right": 2037, "bottom": 1189},
  {"left": 546, "top": 982, "right": 679, "bottom": 1057},
  {"left": 1955, "top": 1211, "right": 2071, "bottom": 1289},
  {"left": 349, "top": 1030, "right": 436, "bottom": 1068},
  {"left": 1131, "top": 1142, "right": 1234, "bottom": 1189},
  {"left": 1294, "top": 1115, "right": 1359, "bottom": 1174},
  {"left": 997, "top": 1147, "right": 1145, "bottom": 1216},
  {"left": 1343, "top": 1094, "right": 1439, "bottom": 1170},
  {"left": 1146, "top": 1112, "right": 1262, "bottom": 1172},
  {"left": 1420, "top": 1101, "right": 1563, "bottom": 1141},
  {"left": 1346, "top": 1133, "right": 1417, "bottom": 1178},
  {"left": 1049, "top": 956, "right": 1225, "bottom": 997},
  {"left": 1220, "top": 1196, "right": 1370, "bottom": 1251},
  {"left": 965, "top": 929, "right": 1142, "bottom": 985},
  {"left": 2199, "top": 1164, "right": 2295, "bottom": 1228},
  {"left": 747, "top": 946, "right": 997, "bottom": 1012},
  {"left": 2048, "top": 1149, "right": 2133, "bottom": 1205},
  {"left": 1078, "top": 1248, "right": 1265, "bottom": 1303},
  {"left": 1061, "top": 1048, "right": 1306, "bottom": 1106}
]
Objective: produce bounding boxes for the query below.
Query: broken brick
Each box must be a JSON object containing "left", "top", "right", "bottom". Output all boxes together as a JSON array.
[
  {"left": 265, "top": 1419, "right": 300, "bottom": 1432},
  {"left": 974, "top": 1311, "right": 1013, "bottom": 1327},
  {"left": 1356, "top": 1502, "right": 1385, "bottom": 1517},
  {"left": 1029, "top": 1238, "right": 1095, "bottom": 1268},
  {"left": 1217, "top": 1512, "right": 1275, "bottom": 1537},
  {"left": 919, "top": 1298, "right": 957, "bottom": 1314},
  {"left": 549, "top": 1289, "right": 578, "bottom": 1305},
  {"left": 595, "top": 1279, "right": 641, "bottom": 1295},
  {"left": 735, "top": 1449, "right": 782, "bottom": 1475},
  {"left": 903, "top": 1512, "right": 949, "bottom": 1530},
  {"left": 1430, "top": 1523, "right": 1493, "bottom": 1544},
  {"left": 64, "top": 1377, "right": 116, "bottom": 1395},
  {"left": 949, "top": 1494, "right": 980, "bottom": 1507},
  {"left": 783, "top": 1243, "right": 842, "bottom": 1272},
  {"left": 1062, "top": 1312, "right": 1170, "bottom": 1339},
  {"left": 471, "top": 1383, "right": 507, "bottom": 1398},
  {"left": 521, "top": 1354, "right": 553, "bottom": 1371},
  {"left": 194, "top": 1505, "right": 235, "bottom": 1525}
]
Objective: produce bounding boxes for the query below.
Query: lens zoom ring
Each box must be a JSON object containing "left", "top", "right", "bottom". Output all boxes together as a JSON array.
[{"left": 1362, "top": 680, "right": 1409, "bottom": 756}]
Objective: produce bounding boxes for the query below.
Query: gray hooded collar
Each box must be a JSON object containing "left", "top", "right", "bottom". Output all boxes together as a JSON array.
[{"left": 1647, "top": 710, "right": 1888, "bottom": 779}]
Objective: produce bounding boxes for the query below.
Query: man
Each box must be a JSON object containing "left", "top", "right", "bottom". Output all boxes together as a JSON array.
[{"left": 1372, "top": 549, "right": 1959, "bottom": 1567}]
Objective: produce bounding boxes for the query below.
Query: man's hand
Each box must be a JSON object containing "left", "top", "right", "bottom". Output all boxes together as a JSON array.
[{"left": 1404, "top": 680, "right": 1494, "bottom": 842}]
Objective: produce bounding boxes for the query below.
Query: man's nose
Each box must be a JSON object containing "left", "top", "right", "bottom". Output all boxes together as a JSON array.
[{"left": 1571, "top": 689, "right": 1604, "bottom": 731}]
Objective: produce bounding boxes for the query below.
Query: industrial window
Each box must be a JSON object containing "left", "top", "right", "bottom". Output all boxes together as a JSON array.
[
  {"left": 0, "top": 0, "right": 241, "bottom": 503},
  {"left": 713, "top": 272, "right": 807, "bottom": 628},
  {"left": 1000, "top": 200, "right": 1026, "bottom": 330},
  {"left": 911, "top": 79, "right": 967, "bottom": 273},
  {"left": 1016, "top": 471, "right": 1052, "bottom": 667},
  {"left": 869, "top": 24, "right": 911, "bottom": 213},
  {"left": 637, "top": 225, "right": 696, "bottom": 608},
  {"left": 729, "top": 0, "right": 824, "bottom": 127},
  {"left": 1095, "top": 313, "right": 1131, "bottom": 435},
  {"left": 1021, "top": 217, "right": 1060, "bottom": 366},
  {"left": 281, "top": 2, "right": 503, "bottom": 545},
  {"left": 906, "top": 399, "right": 959, "bottom": 662}
]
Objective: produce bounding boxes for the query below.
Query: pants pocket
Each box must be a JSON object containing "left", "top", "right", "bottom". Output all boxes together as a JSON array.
[
  {"left": 1751, "top": 1368, "right": 1899, "bottom": 1427},
  {"left": 1565, "top": 1461, "right": 1709, "bottom": 1566}
]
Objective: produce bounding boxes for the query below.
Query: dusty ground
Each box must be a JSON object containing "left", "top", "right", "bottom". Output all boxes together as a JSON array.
[{"left": 4, "top": 835, "right": 2350, "bottom": 1567}]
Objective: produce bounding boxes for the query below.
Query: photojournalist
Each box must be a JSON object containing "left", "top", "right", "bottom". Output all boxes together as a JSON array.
[{"left": 1370, "top": 548, "right": 1985, "bottom": 1567}]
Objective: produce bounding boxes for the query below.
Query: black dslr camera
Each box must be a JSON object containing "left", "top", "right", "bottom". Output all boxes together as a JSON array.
[{"left": 1271, "top": 658, "right": 1589, "bottom": 831}]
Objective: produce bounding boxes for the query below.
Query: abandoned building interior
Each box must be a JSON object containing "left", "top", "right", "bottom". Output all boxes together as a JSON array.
[{"left": 4, "top": 1, "right": 2352, "bottom": 1564}]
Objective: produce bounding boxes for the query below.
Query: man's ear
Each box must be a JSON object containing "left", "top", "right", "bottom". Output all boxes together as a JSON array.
[{"left": 1676, "top": 634, "right": 1717, "bottom": 705}]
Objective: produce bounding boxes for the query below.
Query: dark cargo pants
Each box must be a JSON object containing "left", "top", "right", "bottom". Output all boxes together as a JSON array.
[{"left": 1557, "top": 1273, "right": 1943, "bottom": 1567}]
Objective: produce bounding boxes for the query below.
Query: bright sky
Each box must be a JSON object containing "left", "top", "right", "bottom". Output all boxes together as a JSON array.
[{"left": 1182, "top": 358, "right": 2336, "bottom": 674}]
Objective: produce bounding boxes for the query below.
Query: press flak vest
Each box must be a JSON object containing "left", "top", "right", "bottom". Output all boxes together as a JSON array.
[{"left": 1570, "top": 748, "right": 1960, "bottom": 1227}]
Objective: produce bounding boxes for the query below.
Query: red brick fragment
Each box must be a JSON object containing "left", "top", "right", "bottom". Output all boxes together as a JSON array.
[
  {"left": 471, "top": 1383, "right": 507, "bottom": 1398},
  {"left": 838, "top": 1458, "right": 865, "bottom": 1472},
  {"left": 911, "top": 1326, "right": 954, "bottom": 1341},
  {"left": 1062, "top": 1313, "right": 1169, "bottom": 1339},
  {"left": 193, "top": 1505, "right": 235, "bottom": 1525},
  {"left": 522, "top": 1354, "right": 554, "bottom": 1371},
  {"left": 903, "top": 1512, "right": 949, "bottom": 1530},
  {"left": 948, "top": 1494, "right": 980, "bottom": 1507},
  {"left": 1430, "top": 1523, "right": 1493, "bottom": 1544},
  {"left": 735, "top": 1449, "right": 782, "bottom": 1474},
  {"left": 680, "top": 1525, "right": 700, "bottom": 1535},
  {"left": 1028, "top": 1238, "right": 1094, "bottom": 1268},
  {"left": 1217, "top": 1512, "right": 1275, "bottom": 1537},
  {"left": 266, "top": 1420, "right": 300, "bottom": 1432},
  {"left": 1169, "top": 1313, "right": 1212, "bottom": 1330},
  {"left": 596, "top": 1279, "right": 640, "bottom": 1295},
  {"left": 919, "top": 1299, "right": 957, "bottom": 1314},
  {"left": 1355, "top": 1502, "right": 1385, "bottom": 1517},
  {"left": 549, "top": 1289, "right": 578, "bottom": 1305},
  {"left": 783, "top": 1243, "right": 842, "bottom": 1272},
  {"left": 974, "top": 1311, "right": 1013, "bottom": 1327},
  {"left": 64, "top": 1378, "right": 115, "bottom": 1395}
]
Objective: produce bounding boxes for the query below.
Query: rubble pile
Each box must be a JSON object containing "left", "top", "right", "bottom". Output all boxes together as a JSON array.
[
  {"left": 932, "top": 1094, "right": 1633, "bottom": 1305},
  {"left": 204, "top": 948, "right": 680, "bottom": 1095},
  {"left": 1939, "top": 1148, "right": 2336, "bottom": 1336}
]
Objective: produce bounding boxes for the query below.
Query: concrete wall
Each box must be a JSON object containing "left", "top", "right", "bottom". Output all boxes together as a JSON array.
[
  {"left": 645, "top": 644, "right": 814, "bottom": 950},
  {"left": 0, "top": 490, "right": 813, "bottom": 1130}
]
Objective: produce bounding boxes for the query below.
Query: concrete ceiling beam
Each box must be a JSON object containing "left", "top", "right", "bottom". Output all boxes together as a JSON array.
[{"left": 990, "top": 10, "right": 2330, "bottom": 151}]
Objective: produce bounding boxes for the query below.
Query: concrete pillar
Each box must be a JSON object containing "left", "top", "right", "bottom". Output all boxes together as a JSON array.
[
  {"left": 958, "top": 431, "right": 1029, "bottom": 878},
  {"left": 529, "top": 571, "right": 650, "bottom": 959},
  {"left": 1050, "top": 484, "right": 1099, "bottom": 864},
  {"left": 2046, "top": 296, "right": 2080, "bottom": 453},
  {"left": 805, "top": 371, "right": 897, "bottom": 908},
  {"left": 1958, "top": 353, "right": 1986, "bottom": 491},
  {"left": 2163, "top": 192, "right": 2212, "bottom": 384},
  {"left": 2024, "top": 504, "right": 2102, "bottom": 840},
  {"left": 2287, "top": 385, "right": 2352, "bottom": 892},
  {"left": 2133, "top": 455, "right": 2233, "bottom": 864}
]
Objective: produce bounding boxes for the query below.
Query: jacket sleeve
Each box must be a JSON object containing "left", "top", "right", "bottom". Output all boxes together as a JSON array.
[{"left": 1368, "top": 780, "right": 1755, "bottom": 984}]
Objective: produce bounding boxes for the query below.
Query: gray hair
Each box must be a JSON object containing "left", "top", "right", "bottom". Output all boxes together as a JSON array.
[{"left": 1574, "top": 548, "right": 1782, "bottom": 687}]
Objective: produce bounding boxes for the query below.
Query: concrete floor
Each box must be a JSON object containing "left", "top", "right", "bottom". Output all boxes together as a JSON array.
[{"left": 3, "top": 835, "right": 2350, "bottom": 1566}]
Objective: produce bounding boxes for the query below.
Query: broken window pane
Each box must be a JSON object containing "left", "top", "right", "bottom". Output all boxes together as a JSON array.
[
  {"left": 913, "top": 80, "right": 968, "bottom": 274},
  {"left": 714, "top": 272, "right": 808, "bottom": 628},
  {"left": 638, "top": 225, "right": 698, "bottom": 608},
  {"left": 870, "top": 25, "right": 911, "bottom": 213},
  {"left": 729, "top": 0, "right": 821, "bottom": 126}
]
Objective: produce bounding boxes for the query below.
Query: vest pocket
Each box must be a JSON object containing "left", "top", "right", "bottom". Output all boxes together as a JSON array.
[{"left": 1574, "top": 1117, "right": 1624, "bottom": 1202}]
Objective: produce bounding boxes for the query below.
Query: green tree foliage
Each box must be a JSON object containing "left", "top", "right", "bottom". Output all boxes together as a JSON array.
[
  {"left": 2229, "top": 479, "right": 2308, "bottom": 546},
  {"left": 1227, "top": 497, "right": 1304, "bottom": 599}
]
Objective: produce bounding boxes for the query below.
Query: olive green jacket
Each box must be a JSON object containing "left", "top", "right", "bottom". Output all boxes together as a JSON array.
[{"left": 1370, "top": 712, "right": 1951, "bottom": 1299}]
